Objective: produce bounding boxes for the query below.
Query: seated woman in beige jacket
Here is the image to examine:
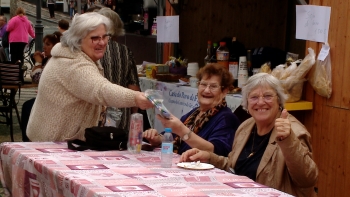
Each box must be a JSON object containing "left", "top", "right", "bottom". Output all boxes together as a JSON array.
[
  {"left": 26, "top": 12, "right": 153, "bottom": 142},
  {"left": 180, "top": 73, "right": 318, "bottom": 197}
]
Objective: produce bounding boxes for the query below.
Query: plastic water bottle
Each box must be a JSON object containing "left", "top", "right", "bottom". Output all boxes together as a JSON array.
[
  {"left": 127, "top": 113, "right": 143, "bottom": 154},
  {"left": 161, "top": 128, "right": 173, "bottom": 168}
]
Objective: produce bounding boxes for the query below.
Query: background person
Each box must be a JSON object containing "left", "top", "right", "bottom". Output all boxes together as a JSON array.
[
  {"left": 26, "top": 12, "right": 153, "bottom": 142},
  {"left": 0, "top": 16, "right": 7, "bottom": 38},
  {"left": 6, "top": 7, "right": 35, "bottom": 64},
  {"left": 180, "top": 73, "right": 318, "bottom": 197},
  {"left": 21, "top": 31, "right": 62, "bottom": 142},
  {"left": 97, "top": 7, "right": 140, "bottom": 130},
  {"left": 58, "top": 19, "right": 69, "bottom": 33},
  {"left": 47, "top": 0, "right": 56, "bottom": 19},
  {"left": 143, "top": 63, "right": 240, "bottom": 156}
]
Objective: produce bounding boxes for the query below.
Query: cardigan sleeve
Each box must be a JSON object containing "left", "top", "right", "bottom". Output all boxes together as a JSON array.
[{"left": 61, "top": 58, "right": 137, "bottom": 108}]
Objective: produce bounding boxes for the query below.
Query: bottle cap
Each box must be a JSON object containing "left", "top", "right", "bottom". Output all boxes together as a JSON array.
[
  {"left": 219, "top": 42, "right": 226, "bottom": 46},
  {"left": 164, "top": 128, "right": 172, "bottom": 133}
]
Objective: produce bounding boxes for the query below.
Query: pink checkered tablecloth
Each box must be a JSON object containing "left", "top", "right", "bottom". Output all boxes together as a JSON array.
[{"left": 0, "top": 142, "right": 293, "bottom": 197}]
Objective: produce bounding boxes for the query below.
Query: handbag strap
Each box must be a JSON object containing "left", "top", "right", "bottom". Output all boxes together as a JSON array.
[
  {"left": 67, "top": 139, "right": 91, "bottom": 151},
  {"left": 67, "top": 139, "right": 127, "bottom": 151}
]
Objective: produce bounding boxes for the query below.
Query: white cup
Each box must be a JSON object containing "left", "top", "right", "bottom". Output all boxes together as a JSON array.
[
  {"left": 189, "top": 77, "right": 199, "bottom": 88},
  {"left": 187, "top": 62, "right": 199, "bottom": 76}
]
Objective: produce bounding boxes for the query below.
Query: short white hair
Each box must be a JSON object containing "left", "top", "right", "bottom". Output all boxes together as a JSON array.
[
  {"left": 61, "top": 12, "right": 111, "bottom": 52},
  {"left": 241, "top": 73, "right": 288, "bottom": 110}
]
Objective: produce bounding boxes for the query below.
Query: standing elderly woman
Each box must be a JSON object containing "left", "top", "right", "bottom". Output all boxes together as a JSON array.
[
  {"left": 26, "top": 12, "right": 153, "bottom": 142},
  {"left": 143, "top": 63, "right": 240, "bottom": 156},
  {"left": 180, "top": 73, "right": 318, "bottom": 197}
]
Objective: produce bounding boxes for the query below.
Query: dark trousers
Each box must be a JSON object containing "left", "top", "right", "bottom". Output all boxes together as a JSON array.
[
  {"left": 48, "top": 4, "right": 55, "bottom": 18},
  {"left": 21, "top": 98, "right": 35, "bottom": 142},
  {"left": 9, "top": 42, "right": 26, "bottom": 65}
]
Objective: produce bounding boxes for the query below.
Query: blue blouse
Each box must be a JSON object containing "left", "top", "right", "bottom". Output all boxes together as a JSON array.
[{"left": 178, "top": 107, "right": 240, "bottom": 156}]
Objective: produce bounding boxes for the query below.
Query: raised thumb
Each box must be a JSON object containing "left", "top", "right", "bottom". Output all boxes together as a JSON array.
[{"left": 280, "top": 109, "right": 289, "bottom": 119}]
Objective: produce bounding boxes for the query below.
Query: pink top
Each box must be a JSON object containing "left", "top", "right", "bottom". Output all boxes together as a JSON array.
[{"left": 6, "top": 15, "right": 35, "bottom": 43}]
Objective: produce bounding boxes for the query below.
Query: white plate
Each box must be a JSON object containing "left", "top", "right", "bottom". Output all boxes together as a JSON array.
[{"left": 177, "top": 162, "right": 214, "bottom": 170}]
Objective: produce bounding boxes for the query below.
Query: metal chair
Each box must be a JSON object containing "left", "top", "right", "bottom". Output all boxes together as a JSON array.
[
  {"left": 23, "top": 39, "right": 35, "bottom": 75},
  {"left": 0, "top": 62, "right": 23, "bottom": 142}
]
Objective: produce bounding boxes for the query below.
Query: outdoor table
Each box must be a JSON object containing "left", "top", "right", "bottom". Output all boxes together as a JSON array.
[{"left": 0, "top": 142, "right": 293, "bottom": 197}]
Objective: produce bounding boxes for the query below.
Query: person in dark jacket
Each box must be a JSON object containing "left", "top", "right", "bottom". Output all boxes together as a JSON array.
[{"left": 143, "top": 63, "right": 240, "bottom": 156}]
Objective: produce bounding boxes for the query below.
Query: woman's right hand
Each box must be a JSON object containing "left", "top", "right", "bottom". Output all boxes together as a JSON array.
[
  {"left": 33, "top": 51, "right": 43, "bottom": 63},
  {"left": 135, "top": 92, "right": 154, "bottom": 110},
  {"left": 180, "top": 148, "right": 211, "bottom": 163}
]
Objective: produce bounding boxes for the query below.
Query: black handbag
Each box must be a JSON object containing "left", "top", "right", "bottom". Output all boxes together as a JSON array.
[{"left": 67, "top": 126, "right": 128, "bottom": 151}]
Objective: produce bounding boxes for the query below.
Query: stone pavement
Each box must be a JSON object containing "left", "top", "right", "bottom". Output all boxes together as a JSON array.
[{"left": 18, "top": 0, "right": 71, "bottom": 23}]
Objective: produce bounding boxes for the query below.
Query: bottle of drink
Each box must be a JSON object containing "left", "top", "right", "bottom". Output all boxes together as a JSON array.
[
  {"left": 238, "top": 56, "right": 248, "bottom": 88},
  {"left": 216, "top": 42, "right": 229, "bottom": 70},
  {"left": 210, "top": 42, "right": 218, "bottom": 63},
  {"left": 204, "top": 40, "right": 213, "bottom": 65},
  {"left": 127, "top": 113, "right": 143, "bottom": 154},
  {"left": 161, "top": 128, "right": 173, "bottom": 168},
  {"left": 229, "top": 37, "right": 239, "bottom": 85},
  {"left": 143, "top": 8, "right": 149, "bottom": 30},
  {"left": 246, "top": 49, "right": 253, "bottom": 76},
  {"left": 151, "top": 18, "right": 157, "bottom": 35}
]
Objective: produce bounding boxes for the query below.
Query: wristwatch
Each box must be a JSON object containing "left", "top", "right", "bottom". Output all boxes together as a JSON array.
[{"left": 181, "top": 130, "right": 193, "bottom": 141}]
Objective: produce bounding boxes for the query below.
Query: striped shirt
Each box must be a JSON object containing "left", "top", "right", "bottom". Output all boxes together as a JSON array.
[{"left": 100, "top": 40, "right": 139, "bottom": 130}]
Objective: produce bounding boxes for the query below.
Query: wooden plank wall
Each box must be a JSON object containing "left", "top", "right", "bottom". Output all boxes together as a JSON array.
[
  {"left": 177, "top": 0, "right": 350, "bottom": 196},
  {"left": 304, "top": 0, "right": 350, "bottom": 196},
  {"left": 178, "top": 0, "right": 291, "bottom": 67}
]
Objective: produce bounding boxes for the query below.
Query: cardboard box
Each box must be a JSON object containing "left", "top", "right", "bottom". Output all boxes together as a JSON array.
[{"left": 145, "top": 64, "right": 169, "bottom": 78}]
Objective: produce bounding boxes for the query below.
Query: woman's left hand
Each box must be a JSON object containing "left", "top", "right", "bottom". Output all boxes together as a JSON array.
[
  {"left": 275, "top": 109, "right": 291, "bottom": 141},
  {"left": 156, "top": 114, "right": 185, "bottom": 136}
]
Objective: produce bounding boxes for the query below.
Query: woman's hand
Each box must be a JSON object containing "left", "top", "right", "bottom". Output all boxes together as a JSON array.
[
  {"left": 179, "top": 148, "right": 211, "bottom": 163},
  {"left": 33, "top": 51, "right": 43, "bottom": 63},
  {"left": 275, "top": 109, "right": 291, "bottom": 141},
  {"left": 156, "top": 114, "right": 187, "bottom": 136},
  {"left": 143, "top": 128, "right": 161, "bottom": 146},
  {"left": 135, "top": 92, "right": 154, "bottom": 110}
]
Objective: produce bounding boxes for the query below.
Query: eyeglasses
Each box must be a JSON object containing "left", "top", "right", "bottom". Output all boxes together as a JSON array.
[
  {"left": 198, "top": 81, "right": 223, "bottom": 91},
  {"left": 90, "top": 34, "right": 111, "bottom": 44},
  {"left": 248, "top": 94, "right": 276, "bottom": 103}
]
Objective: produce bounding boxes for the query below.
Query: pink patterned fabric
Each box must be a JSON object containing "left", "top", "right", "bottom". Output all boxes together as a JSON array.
[{"left": 0, "top": 142, "right": 293, "bottom": 197}]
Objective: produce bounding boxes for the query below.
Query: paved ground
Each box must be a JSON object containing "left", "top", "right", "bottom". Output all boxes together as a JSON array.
[{"left": 0, "top": 1, "right": 66, "bottom": 144}]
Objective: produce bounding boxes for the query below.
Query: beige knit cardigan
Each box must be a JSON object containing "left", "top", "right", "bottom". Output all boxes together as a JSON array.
[{"left": 27, "top": 43, "right": 138, "bottom": 141}]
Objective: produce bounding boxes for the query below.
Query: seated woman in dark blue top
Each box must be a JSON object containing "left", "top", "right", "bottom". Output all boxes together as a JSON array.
[{"left": 143, "top": 63, "right": 240, "bottom": 156}]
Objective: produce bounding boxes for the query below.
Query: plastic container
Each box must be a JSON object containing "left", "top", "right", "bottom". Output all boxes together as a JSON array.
[
  {"left": 161, "top": 128, "right": 173, "bottom": 168},
  {"left": 216, "top": 42, "right": 229, "bottom": 70},
  {"left": 127, "top": 113, "right": 143, "bottom": 154}
]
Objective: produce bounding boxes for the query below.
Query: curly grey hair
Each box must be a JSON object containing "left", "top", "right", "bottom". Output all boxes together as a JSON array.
[
  {"left": 61, "top": 12, "right": 111, "bottom": 52},
  {"left": 241, "top": 73, "right": 288, "bottom": 110},
  {"left": 97, "top": 7, "right": 125, "bottom": 37}
]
